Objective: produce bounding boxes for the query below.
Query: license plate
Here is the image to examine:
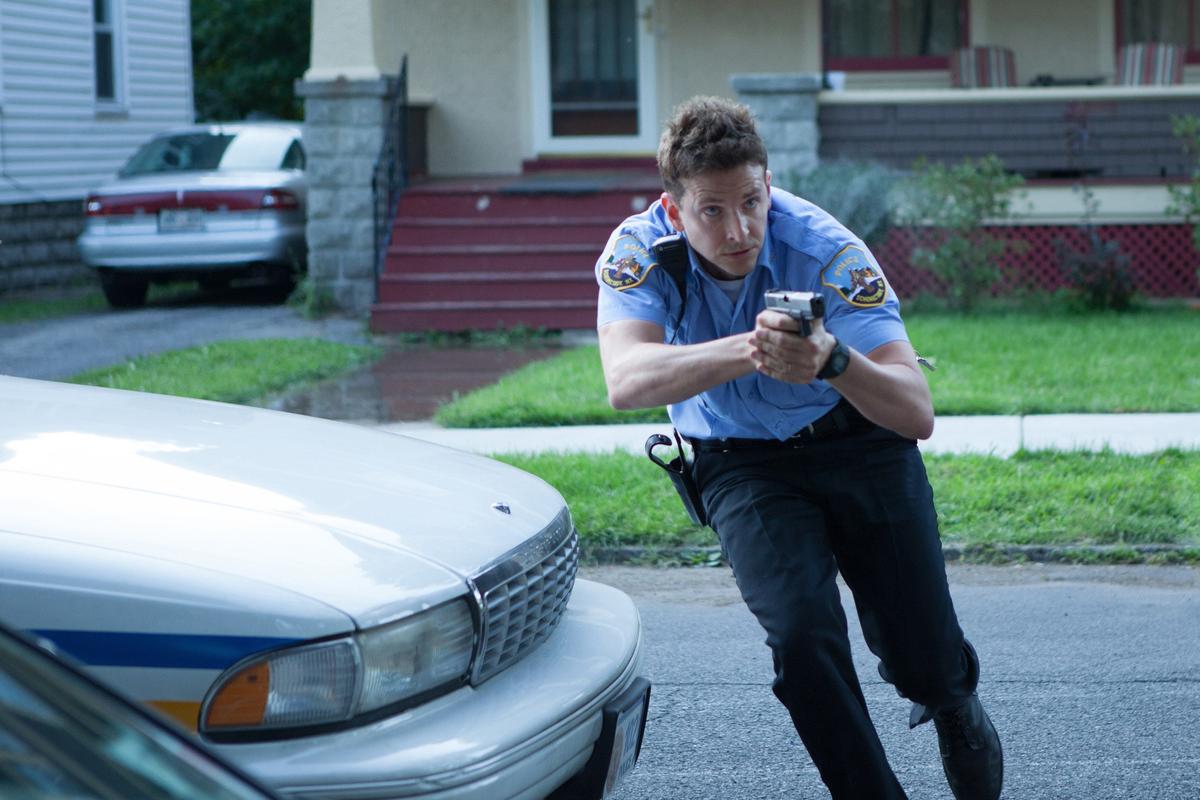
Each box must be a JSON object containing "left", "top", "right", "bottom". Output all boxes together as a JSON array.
[
  {"left": 602, "top": 679, "right": 650, "bottom": 796},
  {"left": 158, "top": 208, "right": 205, "bottom": 232}
]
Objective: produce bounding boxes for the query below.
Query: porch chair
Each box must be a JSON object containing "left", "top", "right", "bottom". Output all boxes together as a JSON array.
[
  {"left": 950, "top": 46, "right": 1017, "bottom": 88},
  {"left": 1115, "top": 42, "right": 1184, "bottom": 85}
]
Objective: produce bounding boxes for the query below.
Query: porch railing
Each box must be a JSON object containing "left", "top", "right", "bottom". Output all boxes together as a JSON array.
[
  {"left": 818, "top": 84, "right": 1200, "bottom": 181},
  {"left": 372, "top": 56, "right": 410, "bottom": 302}
]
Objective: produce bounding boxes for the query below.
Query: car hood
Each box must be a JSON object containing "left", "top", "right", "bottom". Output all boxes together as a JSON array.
[{"left": 0, "top": 378, "right": 569, "bottom": 627}]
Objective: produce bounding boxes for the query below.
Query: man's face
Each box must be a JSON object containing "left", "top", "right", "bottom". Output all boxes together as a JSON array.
[{"left": 663, "top": 162, "right": 771, "bottom": 278}]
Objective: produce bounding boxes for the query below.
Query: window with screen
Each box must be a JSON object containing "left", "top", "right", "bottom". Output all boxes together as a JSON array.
[{"left": 548, "top": 0, "right": 639, "bottom": 137}]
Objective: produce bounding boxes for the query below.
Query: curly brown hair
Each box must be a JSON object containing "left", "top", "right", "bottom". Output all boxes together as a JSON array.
[{"left": 657, "top": 96, "right": 768, "bottom": 198}]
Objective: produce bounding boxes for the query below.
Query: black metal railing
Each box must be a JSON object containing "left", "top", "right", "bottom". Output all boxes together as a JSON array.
[{"left": 371, "top": 56, "right": 410, "bottom": 302}]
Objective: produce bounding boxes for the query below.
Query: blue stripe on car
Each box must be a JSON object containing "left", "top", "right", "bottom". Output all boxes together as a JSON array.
[{"left": 33, "top": 630, "right": 301, "bottom": 670}]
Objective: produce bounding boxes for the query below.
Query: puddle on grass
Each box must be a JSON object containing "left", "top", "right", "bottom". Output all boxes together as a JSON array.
[{"left": 265, "top": 344, "right": 566, "bottom": 423}]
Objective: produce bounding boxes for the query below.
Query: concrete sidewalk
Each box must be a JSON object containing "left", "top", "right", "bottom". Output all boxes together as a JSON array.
[{"left": 375, "top": 412, "right": 1200, "bottom": 456}]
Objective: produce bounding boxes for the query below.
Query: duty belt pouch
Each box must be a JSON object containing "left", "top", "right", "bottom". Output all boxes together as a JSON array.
[{"left": 645, "top": 430, "right": 708, "bottom": 527}]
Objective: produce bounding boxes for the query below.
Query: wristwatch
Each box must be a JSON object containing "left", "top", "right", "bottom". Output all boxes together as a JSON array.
[{"left": 817, "top": 336, "right": 850, "bottom": 380}]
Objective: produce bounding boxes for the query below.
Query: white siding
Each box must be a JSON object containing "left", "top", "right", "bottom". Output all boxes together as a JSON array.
[{"left": 0, "top": 0, "right": 192, "bottom": 204}]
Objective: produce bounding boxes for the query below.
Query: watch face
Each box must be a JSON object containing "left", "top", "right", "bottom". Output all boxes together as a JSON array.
[{"left": 831, "top": 348, "right": 850, "bottom": 373}]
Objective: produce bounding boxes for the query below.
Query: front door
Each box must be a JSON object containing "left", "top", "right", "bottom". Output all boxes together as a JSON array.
[{"left": 530, "top": 0, "right": 658, "bottom": 154}]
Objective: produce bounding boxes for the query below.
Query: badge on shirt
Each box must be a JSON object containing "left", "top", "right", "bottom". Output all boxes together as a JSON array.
[
  {"left": 600, "top": 233, "right": 656, "bottom": 291},
  {"left": 820, "top": 245, "right": 888, "bottom": 307}
]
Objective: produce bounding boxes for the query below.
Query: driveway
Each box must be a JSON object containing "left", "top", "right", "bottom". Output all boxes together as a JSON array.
[
  {"left": 590, "top": 563, "right": 1200, "bottom": 799},
  {"left": 0, "top": 291, "right": 368, "bottom": 380}
]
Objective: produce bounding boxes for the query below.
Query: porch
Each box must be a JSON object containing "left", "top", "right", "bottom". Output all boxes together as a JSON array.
[
  {"left": 820, "top": 83, "right": 1200, "bottom": 301},
  {"left": 369, "top": 83, "right": 1200, "bottom": 333},
  {"left": 818, "top": 84, "right": 1200, "bottom": 180}
]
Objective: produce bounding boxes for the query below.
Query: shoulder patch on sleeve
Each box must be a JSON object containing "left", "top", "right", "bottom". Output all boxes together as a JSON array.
[
  {"left": 600, "top": 233, "right": 657, "bottom": 291},
  {"left": 820, "top": 245, "right": 888, "bottom": 308}
]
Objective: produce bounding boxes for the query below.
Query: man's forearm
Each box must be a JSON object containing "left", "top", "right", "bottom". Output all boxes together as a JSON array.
[
  {"left": 751, "top": 314, "right": 934, "bottom": 440},
  {"left": 827, "top": 351, "right": 934, "bottom": 440},
  {"left": 602, "top": 331, "right": 757, "bottom": 410}
]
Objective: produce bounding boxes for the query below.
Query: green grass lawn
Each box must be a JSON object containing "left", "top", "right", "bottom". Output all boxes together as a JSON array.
[
  {"left": 496, "top": 449, "right": 1200, "bottom": 553},
  {"left": 0, "top": 288, "right": 108, "bottom": 324},
  {"left": 69, "top": 339, "right": 380, "bottom": 405},
  {"left": 436, "top": 310, "right": 1200, "bottom": 427},
  {"left": 907, "top": 310, "right": 1200, "bottom": 414},
  {"left": 0, "top": 284, "right": 199, "bottom": 324}
]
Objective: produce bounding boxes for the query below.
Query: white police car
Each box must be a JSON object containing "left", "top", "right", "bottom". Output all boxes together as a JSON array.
[{"left": 0, "top": 376, "right": 649, "bottom": 799}]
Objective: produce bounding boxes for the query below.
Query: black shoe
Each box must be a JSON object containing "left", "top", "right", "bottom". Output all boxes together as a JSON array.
[{"left": 933, "top": 694, "right": 1003, "bottom": 800}]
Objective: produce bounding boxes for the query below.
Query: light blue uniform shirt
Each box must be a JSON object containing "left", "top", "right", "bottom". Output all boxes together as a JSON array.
[{"left": 595, "top": 188, "right": 909, "bottom": 441}]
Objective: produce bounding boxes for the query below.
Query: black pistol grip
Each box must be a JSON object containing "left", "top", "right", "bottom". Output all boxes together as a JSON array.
[{"left": 798, "top": 315, "right": 813, "bottom": 337}]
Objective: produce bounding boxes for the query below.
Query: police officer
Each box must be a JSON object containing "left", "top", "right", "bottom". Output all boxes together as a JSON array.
[{"left": 594, "top": 96, "right": 1003, "bottom": 800}]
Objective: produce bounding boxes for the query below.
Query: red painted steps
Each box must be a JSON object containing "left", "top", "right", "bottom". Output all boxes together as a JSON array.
[
  {"left": 370, "top": 300, "right": 597, "bottom": 333},
  {"left": 371, "top": 170, "right": 660, "bottom": 333},
  {"left": 390, "top": 216, "right": 617, "bottom": 247},
  {"left": 385, "top": 242, "right": 598, "bottom": 271},
  {"left": 379, "top": 270, "right": 597, "bottom": 304},
  {"left": 391, "top": 191, "right": 651, "bottom": 218}
]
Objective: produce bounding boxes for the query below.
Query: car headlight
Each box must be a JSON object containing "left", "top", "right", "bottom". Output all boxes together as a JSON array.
[{"left": 201, "top": 599, "right": 475, "bottom": 737}]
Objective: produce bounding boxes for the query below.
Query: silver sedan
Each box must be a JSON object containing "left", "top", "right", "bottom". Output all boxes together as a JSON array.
[{"left": 78, "top": 123, "right": 306, "bottom": 308}]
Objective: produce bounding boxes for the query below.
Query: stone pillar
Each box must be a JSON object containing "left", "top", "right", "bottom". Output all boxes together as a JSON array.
[
  {"left": 729, "top": 73, "right": 823, "bottom": 181},
  {"left": 295, "top": 77, "right": 392, "bottom": 314}
]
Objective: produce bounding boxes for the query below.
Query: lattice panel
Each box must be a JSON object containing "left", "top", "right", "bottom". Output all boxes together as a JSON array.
[{"left": 876, "top": 224, "right": 1199, "bottom": 300}]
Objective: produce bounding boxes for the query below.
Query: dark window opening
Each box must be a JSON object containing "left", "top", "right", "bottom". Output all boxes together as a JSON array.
[
  {"left": 94, "top": 0, "right": 117, "bottom": 101},
  {"left": 549, "top": 0, "right": 638, "bottom": 137},
  {"left": 1116, "top": 0, "right": 1200, "bottom": 64},
  {"left": 824, "top": 0, "right": 968, "bottom": 71}
]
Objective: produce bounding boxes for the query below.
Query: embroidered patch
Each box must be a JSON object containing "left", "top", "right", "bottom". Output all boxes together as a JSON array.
[
  {"left": 820, "top": 246, "right": 888, "bottom": 307},
  {"left": 600, "top": 234, "right": 656, "bottom": 291}
]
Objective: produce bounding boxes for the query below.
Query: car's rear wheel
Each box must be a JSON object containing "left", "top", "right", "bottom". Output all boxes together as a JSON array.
[
  {"left": 98, "top": 270, "right": 149, "bottom": 309},
  {"left": 265, "top": 266, "right": 299, "bottom": 303}
]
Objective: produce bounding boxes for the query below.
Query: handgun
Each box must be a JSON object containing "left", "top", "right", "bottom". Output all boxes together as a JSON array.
[{"left": 764, "top": 289, "right": 825, "bottom": 337}]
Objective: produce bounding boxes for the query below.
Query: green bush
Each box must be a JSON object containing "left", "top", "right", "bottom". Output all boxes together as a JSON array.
[
  {"left": 1054, "top": 184, "right": 1135, "bottom": 311},
  {"left": 1167, "top": 114, "right": 1200, "bottom": 253},
  {"left": 894, "top": 155, "right": 1025, "bottom": 312},
  {"left": 777, "top": 160, "right": 900, "bottom": 247},
  {"left": 287, "top": 277, "right": 338, "bottom": 319},
  {"left": 777, "top": 159, "right": 902, "bottom": 247}
]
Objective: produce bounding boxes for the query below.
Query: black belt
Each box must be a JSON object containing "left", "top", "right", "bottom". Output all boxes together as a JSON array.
[{"left": 688, "top": 401, "right": 872, "bottom": 453}]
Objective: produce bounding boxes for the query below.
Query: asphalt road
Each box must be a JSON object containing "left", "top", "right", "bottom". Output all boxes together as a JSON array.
[
  {"left": 0, "top": 289, "right": 366, "bottom": 380},
  {"left": 586, "top": 563, "right": 1200, "bottom": 800}
]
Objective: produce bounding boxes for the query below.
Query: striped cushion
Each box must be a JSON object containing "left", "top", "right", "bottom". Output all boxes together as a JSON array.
[
  {"left": 950, "top": 46, "right": 1017, "bottom": 88},
  {"left": 1116, "top": 43, "right": 1184, "bottom": 85}
]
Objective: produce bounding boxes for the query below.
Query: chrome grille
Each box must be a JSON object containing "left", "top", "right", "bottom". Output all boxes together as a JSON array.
[{"left": 469, "top": 507, "right": 578, "bottom": 684}]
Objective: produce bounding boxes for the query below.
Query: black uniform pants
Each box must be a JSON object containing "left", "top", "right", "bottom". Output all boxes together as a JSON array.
[{"left": 693, "top": 423, "right": 978, "bottom": 799}]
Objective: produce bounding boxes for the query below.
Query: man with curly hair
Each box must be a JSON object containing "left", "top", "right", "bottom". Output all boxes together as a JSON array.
[{"left": 593, "top": 95, "right": 1003, "bottom": 799}]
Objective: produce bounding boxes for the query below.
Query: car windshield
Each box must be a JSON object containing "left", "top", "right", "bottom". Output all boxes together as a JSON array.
[
  {"left": 119, "top": 129, "right": 299, "bottom": 177},
  {"left": 0, "top": 633, "right": 271, "bottom": 799}
]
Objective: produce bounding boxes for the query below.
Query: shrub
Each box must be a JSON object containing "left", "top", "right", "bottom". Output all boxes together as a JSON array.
[
  {"left": 777, "top": 160, "right": 900, "bottom": 247},
  {"left": 894, "top": 155, "right": 1025, "bottom": 312},
  {"left": 1054, "top": 183, "right": 1134, "bottom": 311},
  {"left": 287, "top": 276, "right": 338, "bottom": 319},
  {"left": 1167, "top": 115, "right": 1200, "bottom": 254}
]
